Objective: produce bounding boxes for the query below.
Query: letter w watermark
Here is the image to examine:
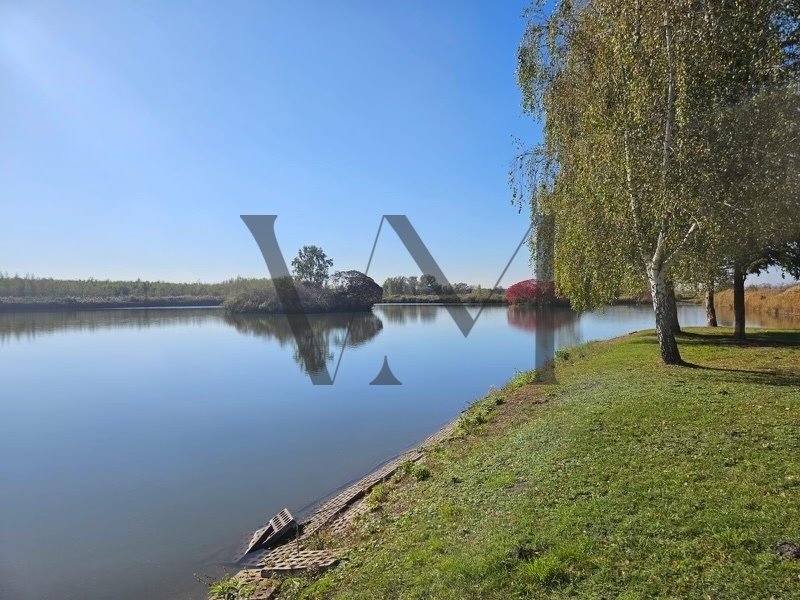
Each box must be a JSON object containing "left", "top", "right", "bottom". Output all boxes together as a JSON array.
[{"left": 242, "top": 215, "right": 544, "bottom": 385}]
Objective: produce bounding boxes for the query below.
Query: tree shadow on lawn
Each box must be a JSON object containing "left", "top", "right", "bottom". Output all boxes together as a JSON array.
[
  {"left": 680, "top": 330, "right": 800, "bottom": 387},
  {"left": 680, "top": 363, "right": 800, "bottom": 388},
  {"left": 678, "top": 329, "right": 800, "bottom": 349},
  {"left": 627, "top": 329, "right": 800, "bottom": 350},
  {"left": 630, "top": 330, "right": 800, "bottom": 387}
]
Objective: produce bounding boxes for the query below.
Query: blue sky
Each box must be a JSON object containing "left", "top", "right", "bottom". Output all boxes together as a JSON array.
[
  {"left": 0, "top": 1, "right": 791, "bottom": 286},
  {"left": 1, "top": 0, "right": 543, "bottom": 286}
]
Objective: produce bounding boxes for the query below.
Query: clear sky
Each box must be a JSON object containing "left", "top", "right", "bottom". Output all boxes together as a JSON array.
[
  {"left": 0, "top": 1, "right": 792, "bottom": 286},
  {"left": 1, "top": 0, "right": 546, "bottom": 287}
]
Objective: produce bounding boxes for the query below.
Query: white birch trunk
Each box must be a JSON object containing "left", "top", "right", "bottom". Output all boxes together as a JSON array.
[{"left": 647, "top": 263, "right": 682, "bottom": 364}]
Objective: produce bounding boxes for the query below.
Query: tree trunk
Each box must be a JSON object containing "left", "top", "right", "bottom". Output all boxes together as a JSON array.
[
  {"left": 648, "top": 266, "right": 682, "bottom": 364},
  {"left": 705, "top": 285, "right": 718, "bottom": 327},
  {"left": 732, "top": 265, "right": 746, "bottom": 340},
  {"left": 665, "top": 280, "right": 681, "bottom": 334}
]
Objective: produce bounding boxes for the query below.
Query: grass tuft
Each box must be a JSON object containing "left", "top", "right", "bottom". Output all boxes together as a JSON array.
[
  {"left": 509, "top": 369, "right": 538, "bottom": 389},
  {"left": 365, "top": 483, "right": 390, "bottom": 511},
  {"left": 411, "top": 464, "right": 431, "bottom": 481}
]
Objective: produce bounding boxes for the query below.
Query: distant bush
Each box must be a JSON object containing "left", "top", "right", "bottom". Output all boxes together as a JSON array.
[
  {"left": 329, "top": 270, "right": 383, "bottom": 309},
  {"left": 505, "top": 279, "right": 556, "bottom": 305}
]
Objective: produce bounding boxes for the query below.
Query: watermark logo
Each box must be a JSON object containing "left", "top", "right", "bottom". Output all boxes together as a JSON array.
[{"left": 242, "top": 215, "right": 553, "bottom": 385}]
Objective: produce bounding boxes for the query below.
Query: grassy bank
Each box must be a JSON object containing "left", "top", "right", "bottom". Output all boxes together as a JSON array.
[
  {"left": 717, "top": 284, "right": 800, "bottom": 317},
  {"left": 279, "top": 328, "right": 800, "bottom": 599}
]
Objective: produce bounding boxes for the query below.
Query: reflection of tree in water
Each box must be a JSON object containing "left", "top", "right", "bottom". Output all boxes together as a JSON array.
[
  {"left": 507, "top": 306, "right": 580, "bottom": 356},
  {"left": 223, "top": 312, "right": 383, "bottom": 375},
  {"left": 0, "top": 309, "right": 219, "bottom": 345},
  {"left": 506, "top": 305, "right": 577, "bottom": 331},
  {"left": 374, "top": 304, "right": 439, "bottom": 324}
]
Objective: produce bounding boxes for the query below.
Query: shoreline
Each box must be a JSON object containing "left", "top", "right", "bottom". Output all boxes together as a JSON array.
[
  {"left": 221, "top": 327, "right": 800, "bottom": 598},
  {"left": 231, "top": 418, "right": 461, "bottom": 597}
]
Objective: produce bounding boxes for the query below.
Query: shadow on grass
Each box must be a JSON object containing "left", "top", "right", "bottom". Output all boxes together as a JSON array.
[
  {"left": 628, "top": 329, "right": 800, "bottom": 349},
  {"left": 628, "top": 329, "right": 800, "bottom": 387},
  {"left": 680, "top": 363, "right": 800, "bottom": 387},
  {"left": 678, "top": 329, "right": 800, "bottom": 349}
]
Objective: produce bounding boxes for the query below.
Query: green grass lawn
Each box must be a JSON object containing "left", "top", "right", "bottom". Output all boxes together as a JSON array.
[{"left": 282, "top": 329, "right": 800, "bottom": 599}]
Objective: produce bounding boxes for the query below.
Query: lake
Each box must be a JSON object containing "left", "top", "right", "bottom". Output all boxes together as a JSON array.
[{"left": 0, "top": 303, "right": 792, "bottom": 599}]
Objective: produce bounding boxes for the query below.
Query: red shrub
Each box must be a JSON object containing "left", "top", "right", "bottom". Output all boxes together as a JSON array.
[{"left": 505, "top": 279, "right": 555, "bottom": 304}]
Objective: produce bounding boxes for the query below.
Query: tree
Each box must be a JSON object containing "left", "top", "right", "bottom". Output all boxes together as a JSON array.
[
  {"left": 330, "top": 270, "right": 383, "bottom": 309},
  {"left": 419, "top": 274, "right": 441, "bottom": 295},
  {"left": 505, "top": 279, "right": 555, "bottom": 304},
  {"left": 407, "top": 276, "right": 420, "bottom": 295},
  {"left": 705, "top": 285, "right": 718, "bottom": 327},
  {"left": 760, "top": 241, "right": 800, "bottom": 281},
  {"left": 731, "top": 237, "right": 800, "bottom": 338},
  {"left": 667, "top": 2, "right": 799, "bottom": 340},
  {"left": 290, "top": 245, "right": 333, "bottom": 288},
  {"left": 514, "top": 0, "right": 798, "bottom": 363},
  {"left": 382, "top": 277, "right": 393, "bottom": 296},
  {"left": 706, "top": 83, "right": 798, "bottom": 340}
]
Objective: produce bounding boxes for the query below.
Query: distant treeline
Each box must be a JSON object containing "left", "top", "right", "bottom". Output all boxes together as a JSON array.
[
  {"left": 0, "top": 272, "right": 385, "bottom": 313},
  {"left": 0, "top": 272, "right": 544, "bottom": 311},
  {"left": 0, "top": 273, "right": 507, "bottom": 309},
  {"left": 381, "top": 275, "right": 505, "bottom": 303},
  {"left": 0, "top": 273, "right": 273, "bottom": 299},
  {"left": 0, "top": 273, "right": 667, "bottom": 311},
  {"left": 0, "top": 274, "right": 275, "bottom": 310}
]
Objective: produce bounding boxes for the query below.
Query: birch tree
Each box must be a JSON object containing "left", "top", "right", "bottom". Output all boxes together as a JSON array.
[{"left": 514, "top": 0, "right": 798, "bottom": 363}]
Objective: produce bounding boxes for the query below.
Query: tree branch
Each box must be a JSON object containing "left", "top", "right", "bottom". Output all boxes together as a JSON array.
[
  {"left": 664, "top": 221, "right": 700, "bottom": 269},
  {"left": 661, "top": 9, "right": 675, "bottom": 202},
  {"left": 623, "top": 126, "right": 649, "bottom": 265}
]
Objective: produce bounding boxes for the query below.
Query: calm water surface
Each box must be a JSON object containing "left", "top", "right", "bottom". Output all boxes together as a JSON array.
[{"left": 0, "top": 304, "right": 793, "bottom": 599}]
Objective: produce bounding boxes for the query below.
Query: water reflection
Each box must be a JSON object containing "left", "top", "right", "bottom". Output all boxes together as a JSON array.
[
  {"left": 505, "top": 305, "right": 581, "bottom": 379},
  {"left": 506, "top": 305, "right": 579, "bottom": 332},
  {"left": 2, "top": 303, "right": 797, "bottom": 600},
  {"left": 224, "top": 312, "right": 383, "bottom": 375},
  {"left": 0, "top": 309, "right": 385, "bottom": 379},
  {"left": 0, "top": 308, "right": 221, "bottom": 345},
  {"left": 374, "top": 304, "right": 438, "bottom": 324}
]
